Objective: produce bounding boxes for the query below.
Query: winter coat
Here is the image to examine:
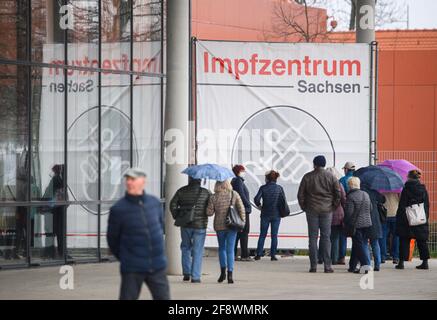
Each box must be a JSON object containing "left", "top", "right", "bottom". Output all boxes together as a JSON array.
[
  {"left": 339, "top": 171, "right": 354, "bottom": 193},
  {"left": 362, "top": 186, "right": 385, "bottom": 240},
  {"left": 107, "top": 192, "right": 167, "bottom": 274},
  {"left": 331, "top": 183, "right": 346, "bottom": 226},
  {"left": 169, "top": 180, "right": 211, "bottom": 229},
  {"left": 207, "top": 190, "right": 245, "bottom": 231},
  {"left": 396, "top": 179, "right": 430, "bottom": 241},
  {"left": 344, "top": 188, "right": 372, "bottom": 230},
  {"left": 297, "top": 167, "right": 341, "bottom": 214},
  {"left": 231, "top": 176, "right": 252, "bottom": 214},
  {"left": 254, "top": 181, "right": 285, "bottom": 217}
]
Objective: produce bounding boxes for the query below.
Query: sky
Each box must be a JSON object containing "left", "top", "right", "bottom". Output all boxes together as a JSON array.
[
  {"left": 325, "top": 0, "right": 437, "bottom": 31},
  {"left": 406, "top": 0, "right": 437, "bottom": 29}
]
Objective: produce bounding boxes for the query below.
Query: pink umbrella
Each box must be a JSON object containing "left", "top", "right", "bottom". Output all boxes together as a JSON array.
[{"left": 377, "top": 159, "right": 420, "bottom": 193}]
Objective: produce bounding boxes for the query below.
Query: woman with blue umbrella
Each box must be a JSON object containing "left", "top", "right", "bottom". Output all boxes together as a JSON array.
[{"left": 354, "top": 166, "right": 403, "bottom": 271}]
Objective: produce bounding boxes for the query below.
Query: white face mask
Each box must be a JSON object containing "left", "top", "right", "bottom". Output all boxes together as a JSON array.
[{"left": 239, "top": 172, "right": 246, "bottom": 178}]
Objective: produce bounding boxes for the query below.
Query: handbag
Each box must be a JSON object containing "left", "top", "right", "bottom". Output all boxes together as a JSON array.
[
  {"left": 225, "top": 192, "right": 245, "bottom": 230},
  {"left": 174, "top": 188, "right": 202, "bottom": 227},
  {"left": 279, "top": 189, "right": 290, "bottom": 218},
  {"left": 377, "top": 203, "right": 388, "bottom": 223},
  {"left": 406, "top": 202, "right": 427, "bottom": 226}
]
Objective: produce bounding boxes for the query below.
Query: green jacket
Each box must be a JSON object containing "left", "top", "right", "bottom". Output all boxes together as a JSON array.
[{"left": 170, "top": 181, "right": 211, "bottom": 229}]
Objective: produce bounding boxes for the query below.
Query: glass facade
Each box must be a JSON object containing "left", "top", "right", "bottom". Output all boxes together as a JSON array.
[{"left": 0, "top": 0, "right": 164, "bottom": 267}]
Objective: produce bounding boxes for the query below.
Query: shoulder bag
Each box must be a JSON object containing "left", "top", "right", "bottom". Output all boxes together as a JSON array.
[{"left": 225, "top": 192, "right": 245, "bottom": 230}]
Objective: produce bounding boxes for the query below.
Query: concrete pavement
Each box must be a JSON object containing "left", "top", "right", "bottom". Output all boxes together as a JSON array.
[{"left": 0, "top": 256, "right": 436, "bottom": 300}]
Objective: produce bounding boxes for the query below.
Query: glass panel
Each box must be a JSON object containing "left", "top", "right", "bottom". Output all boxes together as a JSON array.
[
  {"left": 0, "top": 206, "right": 28, "bottom": 264},
  {"left": 32, "top": 0, "right": 65, "bottom": 63},
  {"left": 0, "top": 0, "right": 28, "bottom": 61},
  {"left": 31, "top": 205, "right": 66, "bottom": 262},
  {"left": 133, "top": 0, "right": 162, "bottom": 74},
  {"left": 67, "top": 0, "right": 99, "bottom": 67},
  {"left": 100, "top": 72, "right": 131, "bottom": 205},
  {"left": 101, "top": 0, "right": 131, "bottom": 72},
  {"left": 66, "top": 204, "right": 98, "bottom": 260},
  {"left": 0, "top": 64, "right": 29, "bottom": 203},
  {"left": 133, "top": 75, "right": 161, "bottom": 197},
  {"left": 30, "top": 66, "right": 65, "bottom": 262}
]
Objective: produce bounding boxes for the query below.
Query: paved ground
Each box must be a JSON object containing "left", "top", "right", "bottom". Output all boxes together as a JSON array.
[{"left": 0, "top": 256, "right": 436, "bottom": 300}]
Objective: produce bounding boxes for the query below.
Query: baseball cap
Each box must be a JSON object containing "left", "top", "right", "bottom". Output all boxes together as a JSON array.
[
  {"left": 124, "top": 168, "right": 147, "bottom": 178},
  {"left": 343, "top": 162, "right": 356, "bottom": 170}
]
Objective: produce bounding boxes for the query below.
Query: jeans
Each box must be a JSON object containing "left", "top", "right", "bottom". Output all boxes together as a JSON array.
[
  {"left": 180, "top": 228, "right": 206, "bottom": 280},
  {"left": 370, "top": 238, "right": 381, "bottom": 268},
  {"left": 386, "top": 217, "right": 399, "bottom": 259},
  {"left": 256, "top": 215, "right": 281, "bottom": 257},
  {"left": 217, "top": 230, "right": 238, "bottom": 271},
  {"left": 379, "top": 222, "right": 388, "bottom": 261},
  {"left": 306, "top": 212, "right": 333, "bottom": 270},
  {"left": 349, "top": 227, "right": 371, "bottom": 271},
  {"left": 339, "top": 234, "right": 347, "bottom": 259},
  {"left": 119, "top": 268, "right": 170, "bottom": 300},
  {"left": 235, "top": 213, "right": 250, "bottom": 258},
  {"left": 330, "top": 225, "right": 342, "bottom": 264}
]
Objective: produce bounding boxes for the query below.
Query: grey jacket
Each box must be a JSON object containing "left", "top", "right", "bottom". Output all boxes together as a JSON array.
[
  {"left": 297, "top": 167, "right": 341, "bottom": 214},
  {"left": 344, "top": 188, "right": 373, "bottom": 229}
]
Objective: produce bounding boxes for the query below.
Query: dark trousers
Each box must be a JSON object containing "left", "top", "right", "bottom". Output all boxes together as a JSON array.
[
  {"left": 399, "top": 237, "right": 430, "bottom": 262},
  {"left": 119, "top": 268, "right": 170, "bottom": 300},
  {"left": 235, "top": 213, "right": 250, "bottom": 258}
]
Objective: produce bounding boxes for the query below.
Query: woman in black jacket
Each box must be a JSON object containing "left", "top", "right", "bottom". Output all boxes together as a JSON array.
[
  {"left": 231, "top": 165, "right": 252, "bottom": 261},
  {"left": 395, "top": 170, "right": 430, "bottom": 270}
]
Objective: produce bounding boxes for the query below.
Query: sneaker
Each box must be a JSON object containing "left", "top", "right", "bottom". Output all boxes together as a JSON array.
[
  {"left": 309, "top": 268, "right": 317, "bottom": 273},
  {"left": 393, "top": 258, "right": 399, "bottom": 264},
  {"left": 254, "top": 255, "right": 261, "bottom": 261},
  {"left": 240, "top": 257, "right": 254, "bottom": 262},
  {"left": 191, "top": 279, "right": 201, "bottom": 283},
  {"left": 337, "top": 257, "right": 346, "bottom": 265},
  {"left": 324, "top": 268, "right": 334, "bottom": 273},
  {"left": 271, "top": 256, "right": 278, "bottom": 261},
  {"left": 395, "top": 263, "right": 404, "bottom": 270},
  {"left": 374, "top": 267, "right": 380, "bottom": 271}
]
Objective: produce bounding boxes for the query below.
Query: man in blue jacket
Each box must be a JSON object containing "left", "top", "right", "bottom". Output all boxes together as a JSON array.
[{"left": 107, "top": 168, "right": 169, "bottom": 300}]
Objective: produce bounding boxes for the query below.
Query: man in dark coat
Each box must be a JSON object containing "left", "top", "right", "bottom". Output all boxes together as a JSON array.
[
  {"left": 107, "top": 168, "right": 169, "bottom": 300},
  {"left": 297, "top": 155, "right": 341, "bottom": 273},
  {"left": 231, "top": 165, "right": 252, "bottom": 261},
  {"left": 170, "top": 177, "right": 211, "bottom": 282},
  {"left": 395, "top": 170, "right": 430, "bottom": 270}
]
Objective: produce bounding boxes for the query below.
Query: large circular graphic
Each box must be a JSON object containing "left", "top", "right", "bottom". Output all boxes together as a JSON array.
[
  {"left": 67, "top": 105, "right": 139, "bottom": 215},
  {"left": 231, "top": 105, "right": 335, "bottom": 216}
]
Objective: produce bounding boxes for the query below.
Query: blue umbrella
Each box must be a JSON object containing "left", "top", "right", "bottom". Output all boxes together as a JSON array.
[
  {"left": 182, "top": 164, "right": 235, "bottom": 181},
  {"left": 353, "top": 165, "right": 403, "bottom": 192}
]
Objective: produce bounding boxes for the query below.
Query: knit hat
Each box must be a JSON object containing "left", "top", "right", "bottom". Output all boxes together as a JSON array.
[{"left": 313, "top": 155, "right": 326, "bottom": 168}]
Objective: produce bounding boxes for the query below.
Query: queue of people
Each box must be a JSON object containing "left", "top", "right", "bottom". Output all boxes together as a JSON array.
[{"left": 106, "top": 158, "right": 431, "bottom": 300}]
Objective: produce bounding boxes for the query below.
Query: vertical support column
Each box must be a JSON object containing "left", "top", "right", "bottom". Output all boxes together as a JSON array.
[
  {"left": 356, "top": 0, "right": 375, "bottom": 43},
  {"left": 164, "top": 0, "right": 190, "bottom": 275},
  {"left": 356, "top": 0, "right": 377, "bottom": 165}
]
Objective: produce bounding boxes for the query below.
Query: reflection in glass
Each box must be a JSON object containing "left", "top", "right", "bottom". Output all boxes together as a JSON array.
[
  {"left": 0, "top": 0, "right": 28, "bottom": 61},
  {"left": 0, "top": 207, "right": 28, "bottom": 264},
  {"left": 67, "top": 204, "right": 98, "bottom": 260}
]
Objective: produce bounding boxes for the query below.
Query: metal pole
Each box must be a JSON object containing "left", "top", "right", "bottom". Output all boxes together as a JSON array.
[
  {"left": 164, "top": 0, "right": 190, "bottom": 275},
  {"left": 356, "top": 0, "right": 375, "bottom": 43}
]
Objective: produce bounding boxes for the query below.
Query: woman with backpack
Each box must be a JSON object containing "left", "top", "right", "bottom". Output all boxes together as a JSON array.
[
  {"left": 395, "top": 170, "right": 430, "bottom": 270},
  {"left": 207, "top": 180, "right": 245, "bottom": 283}
]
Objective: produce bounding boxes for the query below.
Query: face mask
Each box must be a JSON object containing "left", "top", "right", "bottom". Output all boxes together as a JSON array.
[{"left": 239, "top": 172, "right": 246, "bottom": 177}]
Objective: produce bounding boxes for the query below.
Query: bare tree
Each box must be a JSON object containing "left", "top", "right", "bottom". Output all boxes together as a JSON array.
[
  {"left": 265, "top": 0, "right": 337, "bottom": 43},
  {"left": 333, "top": 0, "right": 407, "bottom": 31}
]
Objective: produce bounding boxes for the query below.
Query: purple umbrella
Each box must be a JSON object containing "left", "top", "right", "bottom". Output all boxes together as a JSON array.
[{"left": 377, "top": 159, "right": 420, "bottom": 193}]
